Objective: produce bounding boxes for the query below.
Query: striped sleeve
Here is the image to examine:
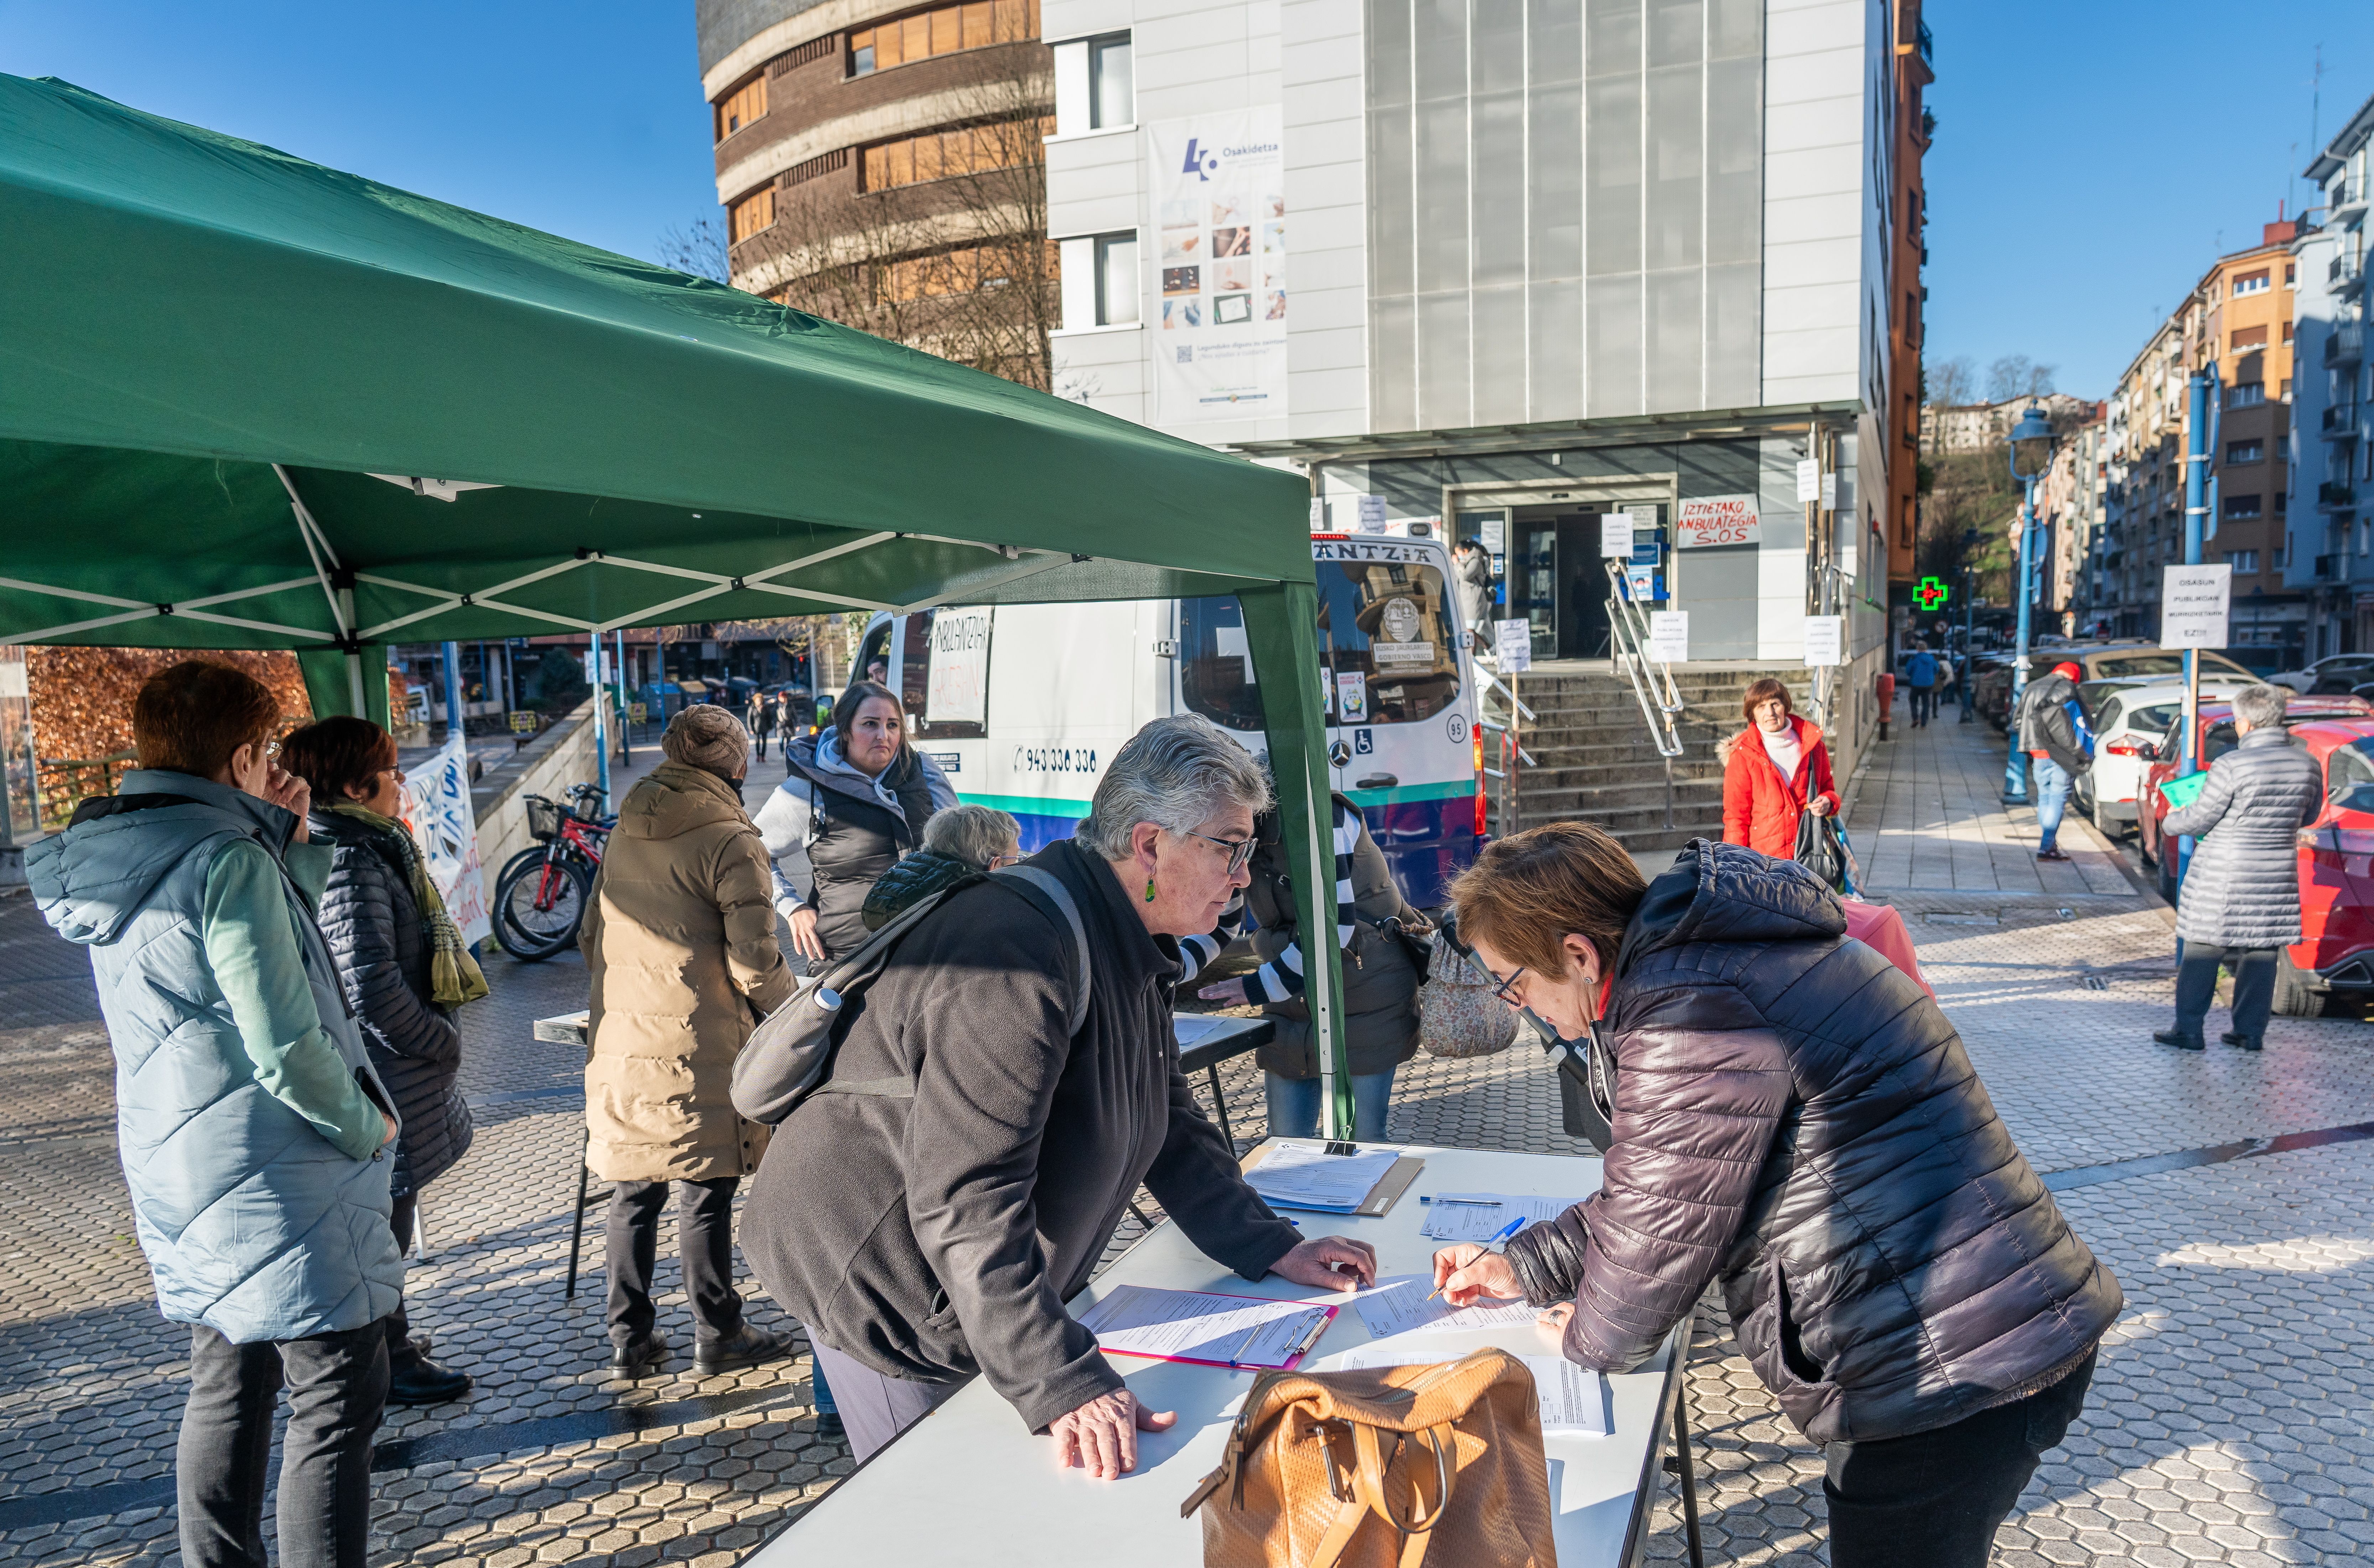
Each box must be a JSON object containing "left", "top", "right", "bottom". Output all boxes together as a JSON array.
[
  {"left": 1241, "top": 800, "right": 1362, "bottom": 1004},
  {"left": 1177, "top": 897, "right": 1248, "bottom": 986}
]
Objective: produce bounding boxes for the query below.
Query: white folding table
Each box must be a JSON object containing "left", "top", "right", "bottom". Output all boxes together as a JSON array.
[{"left": 749, "top": 1141, "right": 1703, "bottom": 1567}]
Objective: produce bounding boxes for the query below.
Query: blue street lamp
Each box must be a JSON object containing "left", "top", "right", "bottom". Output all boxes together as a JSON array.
[{"left": 2001, "top": 404, "right": 2057, "bottom": 802}]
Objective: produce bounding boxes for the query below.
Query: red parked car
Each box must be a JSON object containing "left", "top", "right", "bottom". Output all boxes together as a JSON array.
[{"left": 2139, "top": 699, "right": 2374, "bottom": 1014}]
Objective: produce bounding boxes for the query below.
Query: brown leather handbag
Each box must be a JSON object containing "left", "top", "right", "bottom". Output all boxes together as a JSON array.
[{"left": 1180, "top": 1348, "right": 1558, "bottom": 1568}]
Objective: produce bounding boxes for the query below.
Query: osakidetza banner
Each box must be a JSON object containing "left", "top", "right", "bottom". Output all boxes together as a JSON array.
[{"left": 1149, "top": 108, "right": 1286, "bottom": 424}]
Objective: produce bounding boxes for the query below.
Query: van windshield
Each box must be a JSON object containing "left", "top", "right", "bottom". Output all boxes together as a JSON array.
[{"left": 1180, "top": 561, "right": 1460, "bottom": 731}]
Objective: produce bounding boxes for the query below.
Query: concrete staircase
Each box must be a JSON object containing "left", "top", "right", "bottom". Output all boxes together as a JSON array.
[{"left": 1485, "top": 663, "right": 1815, "bottom": 853}]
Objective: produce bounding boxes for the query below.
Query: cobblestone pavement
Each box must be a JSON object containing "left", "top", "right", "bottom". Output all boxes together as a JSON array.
[{"left": 5, "top": 707, "right": 2372, "bottom": 1565}]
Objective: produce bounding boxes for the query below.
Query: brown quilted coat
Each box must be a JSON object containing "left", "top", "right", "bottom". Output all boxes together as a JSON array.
[{"left": 1503, "top": 841, "right": 2121, "bottom": 1445}]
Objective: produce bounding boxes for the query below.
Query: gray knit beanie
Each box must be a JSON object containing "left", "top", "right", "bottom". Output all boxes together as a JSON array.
[{"left": 661, "top": 703, "right": 751, "bottom": 778}]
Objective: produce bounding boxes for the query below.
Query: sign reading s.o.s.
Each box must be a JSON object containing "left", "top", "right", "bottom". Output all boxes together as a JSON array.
[{"left": 1675, "top": 494, "right": 1762, "bottom": 549}]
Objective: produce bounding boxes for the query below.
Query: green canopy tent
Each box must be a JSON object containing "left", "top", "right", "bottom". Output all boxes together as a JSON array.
[{"left": 0, "top": 73, "right": 1357, "bottom": 1133}]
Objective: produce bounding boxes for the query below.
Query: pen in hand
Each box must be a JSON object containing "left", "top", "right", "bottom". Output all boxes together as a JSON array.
[{"left": 1428, "top": 1215, "right": 1527, "bottom": 1303}]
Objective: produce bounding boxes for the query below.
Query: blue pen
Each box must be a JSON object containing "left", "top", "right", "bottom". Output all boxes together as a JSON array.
[{"left": 1428, "top": 1216, "right": 1527, "bottom": 1304}]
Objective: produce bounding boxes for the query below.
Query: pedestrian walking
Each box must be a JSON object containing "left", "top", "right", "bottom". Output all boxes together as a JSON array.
[
  {"left": 754, "top": 679, "right": 955, "bottom": 965},
  {"left": 750, "top": 687, "right": 778, "bottom": 760},
  {"left": 281, "top": 716, "right": 485, "bottom": 1407},
  {"left": 1904, "top": 640, "right": 1939, "bottom": 727},
  {"left": 581, "top": 704, "right": 798, "bottom": 1379},
  {"left": 2155, "top": 682, "right": 2322, "bottom": 1052},
  {"left": 1451, "top": 537, "right": 1492, "bottom": 650},
  {"left": 1433, "top": 824, "right": 2122, "bottom": 1568},
  {"left": 29, "top": 661, "right": 402, "bottom": 1568},
  {"left": 1720, "top": 677, "right": 1838, "bottom": 858},
  {"left": 741, "top": 714, "right": 1379, "bottom": 1466},
  {"left": 2017, "top": 660, "right": 2091, "bottom": 861},
  {"left": 1186, "top": 796, "right": 1424, "bottom": 1143}
]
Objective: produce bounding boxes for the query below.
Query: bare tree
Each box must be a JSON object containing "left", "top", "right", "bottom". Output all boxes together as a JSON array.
[
  {"left": 1927, "top": 354, "right": 1977, "bottom": 409},
  {"left": 1985, "top": 354, "right": 2057, "bottom": 404},
  {"left": 657, "top": 216, "right": 730, "bottom": 284},
  {"left": 738, "top": 50, "right": 1057, "bottom": 389}
]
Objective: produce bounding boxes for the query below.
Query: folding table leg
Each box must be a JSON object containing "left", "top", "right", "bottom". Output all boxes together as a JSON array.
[
  {"left": 1671, "top": 1372, "right": 1705, "bottom": 1568},
  {"left": 565, "top": 1123, "right": 591, "bottom": 1300},
  {"left": 1204, "top": 1064, "right": 1236, "bottom": 1149}
]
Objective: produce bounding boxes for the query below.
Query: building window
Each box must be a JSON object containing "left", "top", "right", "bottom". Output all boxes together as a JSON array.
[
  {"left": 2282, "top": 321, "right": 2295, "bottom": 342},
  {"left": 2227, "top": 549, "right": 2258, "bottom": 573},
  {"left": 1089, "top": 33, "right": 1133, "bottom": 128},
  {"left": 879, "top": 240, "right": 1056, "bottom": 302},
  {"left": 2230, "top": 324, "right": 2268, "bottom": 351},
  {"left": 850, "top": 0, "right": 1038, "bottom": 77},
  {"left": 862, "top": 118, "right": 1047, "bottom": 191},
  {"left": 2232, "top": 270, "right": 2271, "bottom": 296},
  {"left": 2225, "top": 440, "right": 2264, "bottom": 465},
  {"left": 2228, "top": 382, "right": 2266, "bottom": 409},
  {"left": 716, "top": 73, "right": 767, "bottom": 141},
  {"left": 1095, "top": 232, "right": 1138, "bottom": 325},
  {"left": 728, "top": 185, "right": 775, "bottom": 244},
  {"left": 2223, "top": 494, "right": 2263, "bottom": 520}
]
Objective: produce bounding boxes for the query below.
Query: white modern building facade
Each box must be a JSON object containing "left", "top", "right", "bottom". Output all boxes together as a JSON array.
[
  {"left": 1040, "top": 0, "right": 1916, "bottom": 704},
  {"left": 2288, "top": 91, "right": 2373, "bottom": 656}
]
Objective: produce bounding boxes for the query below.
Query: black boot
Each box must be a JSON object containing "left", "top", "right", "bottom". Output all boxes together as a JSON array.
[
  {"left": 2220, "top": 1031, "right": 2264, "bottom": 1052},
  {"left": 610, "top": 1329, "right": 672, "bottom": 1378},
  {"left": 2153, "top": 1028, "right": 2206, "bottom": 1051},
  {"left": 386, "top": 1352, "right": 473, "bottom": 1406},
  {"left": 694, "top": 1325, "right": 791, "bottom": 1375}
]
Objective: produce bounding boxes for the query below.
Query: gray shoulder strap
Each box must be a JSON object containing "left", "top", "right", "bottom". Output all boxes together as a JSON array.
[{"left": 990, "top": 864, "right": 1092, "bottom": 1037}]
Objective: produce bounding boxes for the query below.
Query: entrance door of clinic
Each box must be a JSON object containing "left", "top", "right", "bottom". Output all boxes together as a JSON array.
[{"left": 1513, "top": 507, "right": 1611, "bottom": 660}]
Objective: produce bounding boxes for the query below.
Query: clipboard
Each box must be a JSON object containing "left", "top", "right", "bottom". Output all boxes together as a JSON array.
[{"left": 1239, "top": 1143, "right": 1424, "bottom": 1217}]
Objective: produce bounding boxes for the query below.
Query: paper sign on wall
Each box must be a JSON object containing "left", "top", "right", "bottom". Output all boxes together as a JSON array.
[
  {"left": 1309, "top": 498, "right": 1328, "bottom": 531},
  {"left": 1479, "top": 517, "right": 1506, "bottom": 552},
  {"left": 1796, "top": 460, "right": 1820, "bottom": 504},
  {"left": 2161, "top": 565, "right": 2233, "bottom": 649},
  {"left": 1648, "top": 612, "right": 1690, "bottom": 664},
  {"left": 1150, "top": 109, "right": 1288, "bottom": 423},
  {"left": 1495, "top": 618, "right": 1533, "bottom": 673},
  {"left": 398, "top": 731, "right": 491, "bottom": 948},
  {"left": 1802, "top": 616, "right": 1844, "bottom": 667},
  {"left": 1820, "top": 472, "right": 1839, "bottom": 510},
  {"left": 1335, "top": 671, "right": 1368, "bottom": 723},
  {"left": 1675, "top": 494, "right": 1762, "bottom": 549},
  {"left": 1600, "top": 515, "right": 1634, "bottom": 557},
  {"left": 925, "top": 607, "right": 993, "bottom": 725},
  {"left": 1354, "top": 495, "right": 1388, "bottom": 534}
]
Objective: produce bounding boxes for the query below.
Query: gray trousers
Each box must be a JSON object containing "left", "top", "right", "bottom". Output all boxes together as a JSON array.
[{"left": 810, "top": 1339, "right": 967, "bottom": 1462}]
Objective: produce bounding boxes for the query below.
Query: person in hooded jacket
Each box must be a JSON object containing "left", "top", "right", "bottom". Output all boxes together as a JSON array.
[
  {"left": 2017, "top": 660, "right": 2092, "bottom": 862},
  {"left": 754, "top": 679, "right": 955, "bottom": 965},
  {"left": 1431, "top": 824, "right": 2122, "bottom": 1568},
  {"left": 1720, "top": 678, "right": 1838, "bottom": 858},
  {"left": 581, "top": 704, "right": 798, "bottom": 1379},
  {"left": 281, "top": 716, "right": 485, "bottom": 1407},
  {"left": 30, "top": 661, "right": 402, "bottom": 1568},
  {"left": 1452, "top": 538, "right": 1494, "bottom": 649}
]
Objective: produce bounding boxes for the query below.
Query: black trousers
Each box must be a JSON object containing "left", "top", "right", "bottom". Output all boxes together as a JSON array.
[
  {"left": 1909, "top": 685, "right": 1936, "bottom": 725},
  {"left": 1825, "top": 1350, "right": 2095, "bottom": 1568},
  {"left": 178, "top": 1319, "right": 390, "bottom": 1568},
  {"left": 2175, "top": 943, "right": 2278, "bottom": 1040},
  {"left": 606, "top": 1176, "right": 744, "bottom": 1346},
  {"left": 387, "top": 1193, "right": 420, "bottom": 1369}
]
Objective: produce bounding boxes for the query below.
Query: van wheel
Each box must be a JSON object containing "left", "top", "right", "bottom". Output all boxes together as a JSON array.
[{"left": 2273, "top": 952, "right": 2329, "bottom": 1018}]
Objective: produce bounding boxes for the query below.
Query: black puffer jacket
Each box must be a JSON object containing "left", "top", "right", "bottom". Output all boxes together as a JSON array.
[
  {"left": 310, "top": 811, "right": 473, "bottom": 1199},
  {"left": 1504, "top": 841, "right": 2120, "bottom": 1446}
]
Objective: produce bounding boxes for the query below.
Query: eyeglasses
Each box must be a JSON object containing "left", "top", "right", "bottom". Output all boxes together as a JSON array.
[
  {"left": 1484, "top": 964, "right": 1528, "bottom": 1007},
  {"left": 988, "top": 852, "right": 1022, "bottom": 870},
  {"left": 263, "top": 740, "right": 282, "bottom": 760},
  {"left": 1180, "top": 828, "right": 1259, "bottom": 875}
]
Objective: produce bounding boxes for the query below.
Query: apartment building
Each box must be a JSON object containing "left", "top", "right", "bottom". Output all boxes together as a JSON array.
[
  {"left": 1882, "top": 0, "right": 1931, "bottom": 597},
  {"left": 2037, "top": 406, "right": 2107, "bottom": 635},
  {"left": 2287, "top": 90, "right": 2374, "bottom": 657}
]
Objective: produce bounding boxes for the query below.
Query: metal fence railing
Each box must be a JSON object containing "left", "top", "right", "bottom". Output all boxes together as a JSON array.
[{"left": 1604, "top": 561, "right": 1684, "bottom": 829}]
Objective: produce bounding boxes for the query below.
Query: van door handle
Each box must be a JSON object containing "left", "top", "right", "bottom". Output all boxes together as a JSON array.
[{"left": 1355, "top": 773, "right": 1399, "bottom": 789}]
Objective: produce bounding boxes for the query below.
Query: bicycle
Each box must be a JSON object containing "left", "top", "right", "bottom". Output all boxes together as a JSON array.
[{"left": 492, "top": 782, "right": 613, "bottom": 961}]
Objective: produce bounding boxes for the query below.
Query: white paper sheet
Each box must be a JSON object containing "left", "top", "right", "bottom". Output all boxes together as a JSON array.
[
  {"left": 1073, "top": 1284, "right": 1333, "bottom": 1369},
  {"left": 1329, "top": 1345, "right": 1610, "bottom": 1436},
  {"left": 1418, "top": 1192, "right": 1574, "bottom": 1243},
  {"left": 1347, "top": 1274, "right": 1545, "bottom": 1338},
  {"left": 1244, "top": 1142, "right": 1402, "bottom": 1212}
]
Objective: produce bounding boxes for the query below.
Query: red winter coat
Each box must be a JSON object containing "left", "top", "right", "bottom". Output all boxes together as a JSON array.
[{"left": 1721, "top": 716, "right": 1838, "bottom": 858}]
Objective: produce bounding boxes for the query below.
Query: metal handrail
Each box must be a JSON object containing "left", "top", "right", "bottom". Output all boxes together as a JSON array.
[
  {"left": 1604, "top": 561, "right": 1684, "bottom": 758},
  {"left": 1473, "top": 664, "right": 1537, "bottom": 723}
]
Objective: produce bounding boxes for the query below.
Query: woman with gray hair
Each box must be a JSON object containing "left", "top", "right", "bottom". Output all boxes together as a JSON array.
[{"left": 742, "top": 714, "right": 1377, "bottom": 1468}]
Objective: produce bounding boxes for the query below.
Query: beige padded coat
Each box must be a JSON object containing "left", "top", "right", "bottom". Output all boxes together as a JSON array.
[{"left": 581, "top": 762, "right": 796, "bottom": 1182}]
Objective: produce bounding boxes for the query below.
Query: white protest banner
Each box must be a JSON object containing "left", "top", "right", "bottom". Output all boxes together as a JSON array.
[
  {"left": 1796, "top": 459, "right": 1820, "bottom": 504},
  {"left": 1675, "top": 494, "right": 1762, "bottom": 549},
  {"left": 924, "top": 607, "right": 992, "bottom": 725},
  {"left": 1151, "top": 109, "right": 1287, "bottom": 423},
  {"left": 2160, "top": 565, "right": 2233, "bottom": 649},
  {"left": 1600, "top": 514, "right": 1634, "bottom": 557},
  {"left": 398, "top": 731, "right": 492, "bottom": 947},
  {"left": 1335, "top": 671, "right": 1368, "bottom": 723},
  {"left": 1354, "top": 494, "right": 1388, "bottom": 534},
  {"left": 1648, "top": 611, "right": 1690, "bottom": 664},
  {"left": 1494, "top": 618, "right": 1533, "bottom": 673},
  {"left": 1802, "top": 615, "right": 1844, "bottom": 667}
]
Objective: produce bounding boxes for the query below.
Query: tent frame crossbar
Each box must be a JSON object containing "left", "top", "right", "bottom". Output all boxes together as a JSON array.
[{"left": 0, "top": 573, "right": 332, "bottom": 646}]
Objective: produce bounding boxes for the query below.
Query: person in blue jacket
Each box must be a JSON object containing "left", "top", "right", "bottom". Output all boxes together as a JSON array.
[
  {"left": 30, "top": 661, "right": 403, "bottom": 1568},
  {"left": 1903, "top": 642, "right": 1940, "bottom": 728}
]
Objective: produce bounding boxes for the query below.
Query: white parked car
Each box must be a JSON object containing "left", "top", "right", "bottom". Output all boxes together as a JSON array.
[
  {"left": 2270, "top": 653, "right": 2374, "bottom": 695},
  {"left": 2074, "top": 677, "right": 2249, "bottom": 835}
]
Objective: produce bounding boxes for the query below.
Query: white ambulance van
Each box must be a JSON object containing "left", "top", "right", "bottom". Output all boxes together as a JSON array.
[{"left": 851, "top": 532, "right": 1482, "bottom": 907}]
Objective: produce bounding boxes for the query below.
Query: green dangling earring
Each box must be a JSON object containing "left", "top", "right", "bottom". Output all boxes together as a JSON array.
[{"left": 1144, "top": 876, "right": 1158, "bottom": 902}]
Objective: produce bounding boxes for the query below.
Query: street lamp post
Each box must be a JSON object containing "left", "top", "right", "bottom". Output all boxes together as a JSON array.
[
  {"left": 2001, "top": 404, "right": 2057, "bottom": 802},
  {"left": 1958, "top": 528, "right": 1979, "bottom": 722}
]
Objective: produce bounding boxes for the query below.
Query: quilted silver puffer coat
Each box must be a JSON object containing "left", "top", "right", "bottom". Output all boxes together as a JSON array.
[
  {"left": 2162, "top": 727, "right": 2323, "bottom": 948},
  {"left": 1503, "top": 841, "right": 2121, "bottom": 1446}
]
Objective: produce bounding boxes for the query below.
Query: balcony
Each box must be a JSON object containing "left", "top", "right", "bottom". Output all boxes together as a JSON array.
[
  {"left": 2320, "top": 481, "right": 2358, "bottom": 511},
  {"left": 2331, "top": 253, "right": 2363, "bottom": 289},
  {"left": 2323, "top": 404, "right": 2361, "bottom": 440},
  {"left": 2331, "top": 322, "right": 2366, "bottom": 367},
  {"left": 2316, "top": 554, "right": 2347, "bottom": 581}
]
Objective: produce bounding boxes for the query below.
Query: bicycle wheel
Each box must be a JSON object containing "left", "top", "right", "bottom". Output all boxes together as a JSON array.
[
  {"left": 494, "top": 846, "right": 545, "bottom": 889},
  {"left": 494, "top": 856, "right": 592, "bottom": 961}
]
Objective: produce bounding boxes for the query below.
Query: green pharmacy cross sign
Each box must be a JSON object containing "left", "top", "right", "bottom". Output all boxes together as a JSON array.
[{"left": 1915, "top": 576, "right": 1951, "bottom": 611}]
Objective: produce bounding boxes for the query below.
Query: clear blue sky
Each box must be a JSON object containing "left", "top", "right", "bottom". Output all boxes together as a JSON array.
[
  {"left": 7, "top": 2, "right": 2374, "bottom": 404},
  {"left": 0, "top": 0, "right": 721, "bottom": 266},
  {"left": 1926, "top": 0, "right": 2374, "bottom": 400}
]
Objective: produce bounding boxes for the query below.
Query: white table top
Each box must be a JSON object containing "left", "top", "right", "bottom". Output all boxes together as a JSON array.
[{"left": 752, "top": 1142, "right": 1679, "bottom": 1567}]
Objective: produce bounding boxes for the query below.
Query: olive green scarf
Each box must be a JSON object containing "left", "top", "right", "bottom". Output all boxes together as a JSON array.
[{"left": 329, "top": 803, "right": 490, "bottom": 1006}]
